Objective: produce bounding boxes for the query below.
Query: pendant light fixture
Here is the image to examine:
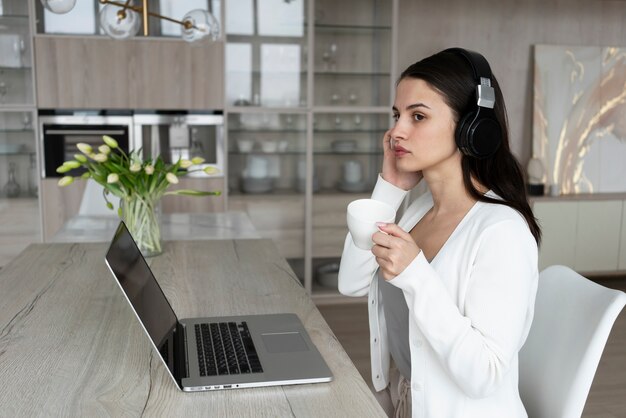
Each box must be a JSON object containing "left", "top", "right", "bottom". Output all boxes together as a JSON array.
[
  {"left": 40, "top": 0, "right": 77, "bottom": 14},
  {"left": 41, "top": 0, "right": 220, "bottom": 43}
]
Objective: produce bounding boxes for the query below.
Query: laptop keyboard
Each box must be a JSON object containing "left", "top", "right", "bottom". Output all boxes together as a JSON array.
[{"left": 195, "top": 321, "right": 263, "bottom": 376}]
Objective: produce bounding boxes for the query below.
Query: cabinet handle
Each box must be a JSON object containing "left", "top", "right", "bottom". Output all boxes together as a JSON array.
[{"left": 44, "top": 130, "right": 126, "bottom": 135}]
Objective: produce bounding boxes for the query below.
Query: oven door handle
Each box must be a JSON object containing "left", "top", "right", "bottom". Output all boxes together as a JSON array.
[{"left": 44, "top": 129, "right": 126, "bottom": 135}]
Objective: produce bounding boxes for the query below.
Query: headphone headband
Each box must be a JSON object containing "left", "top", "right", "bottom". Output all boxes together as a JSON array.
[
  {"left": 445, "top": 47, "right": 502, "bottom": 159},
  {"left": 443, "top": 47, "right": 496, "bottom": 109}
]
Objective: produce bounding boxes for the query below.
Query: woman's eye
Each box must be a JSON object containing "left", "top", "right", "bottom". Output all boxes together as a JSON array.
[
  {"left": 413, "top": 113, "right": 424, "bottom": 121},
  {"left": 392, "top": 114, "right": 399, "bottom": 122}
]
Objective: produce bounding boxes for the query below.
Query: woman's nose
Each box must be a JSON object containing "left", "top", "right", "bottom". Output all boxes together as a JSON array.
[{"left": 389, "top": 120, "right": 407, "bottom": 141}]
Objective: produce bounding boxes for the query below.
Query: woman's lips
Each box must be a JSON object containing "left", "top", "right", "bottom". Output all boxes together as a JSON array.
[{"left": 394, "top": 145, "right": 409, "bottom": 157}]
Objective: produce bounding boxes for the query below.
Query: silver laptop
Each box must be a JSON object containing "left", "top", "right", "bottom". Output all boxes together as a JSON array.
[{"left": 105, "top": 221, "right": 333, "bottom": 392}]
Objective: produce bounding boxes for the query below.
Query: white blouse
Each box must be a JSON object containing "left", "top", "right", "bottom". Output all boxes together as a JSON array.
[{"left": 338, "top": 176, "right": 538, "bottom": 418}]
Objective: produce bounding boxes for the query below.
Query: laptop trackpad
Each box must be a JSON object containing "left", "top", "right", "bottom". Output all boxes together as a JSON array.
[{"left": 261, "top": 332, "right": 309, "bottom": 353}]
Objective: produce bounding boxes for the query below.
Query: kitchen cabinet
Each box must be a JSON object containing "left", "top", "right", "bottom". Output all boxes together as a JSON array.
[
  {"left": 619, "top": 203, "right": 626, "bottom": 271},
  {"left": 532, "top": 196, "right": 626, "bottom": 274},
  {"left": 0, "top": 3, "right": 33, "bottom": 107},
  {"left": 574, "top": 200, "right": 622, "bottom": 272},
  {"left": 533, "top": 200, "right": 578, "bottom": 271},
  {"left": 224, "top": 0, "right": 396, "bottom": 302},
  {"left": 34, "top": 36, "right": 224, "bottom": 110},
  {"left": 0, "top": 1, "right": 41, "bottom": 259}
]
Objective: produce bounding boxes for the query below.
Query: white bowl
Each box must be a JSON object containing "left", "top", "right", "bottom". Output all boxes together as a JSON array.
[
  {"left": 261, "top": 141, "right": 278, "bottom": 153},
  {"left": 237, "top": 139, "right": 254, "bottom": 153},
  {"left": 316, "top": 262, "right": 340, "bottom": 288},
  {"left": 240, "top": 177, "right": 274, "bottom": 194}
]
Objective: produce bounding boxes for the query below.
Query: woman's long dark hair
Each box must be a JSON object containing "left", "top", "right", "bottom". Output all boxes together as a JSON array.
[{"left": 399, "top": 49, "right": 541, "bottom": 244}]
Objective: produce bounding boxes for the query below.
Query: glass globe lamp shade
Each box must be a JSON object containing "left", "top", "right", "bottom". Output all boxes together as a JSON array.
[
  {"left": 40, "top": 0, "right": 77, "bottom": 14},
  {"left": 181, "top": 9, "right": 220, "bottom": 43},
  {"left": 99, "top": 3, "right": 141, "bottom": 40}
]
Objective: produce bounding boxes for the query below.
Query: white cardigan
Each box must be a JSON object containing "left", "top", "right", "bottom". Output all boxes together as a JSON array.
[{"left": 338, "top": 176, "right": 538, "bottom": 418}]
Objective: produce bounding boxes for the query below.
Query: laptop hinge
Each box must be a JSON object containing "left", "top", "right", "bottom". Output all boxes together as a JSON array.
[{"left": 174, "top": 321, "right": 189, "bottom": 383}]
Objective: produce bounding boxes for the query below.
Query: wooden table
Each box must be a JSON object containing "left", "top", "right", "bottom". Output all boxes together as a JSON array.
[{"left": 0, "top": 240, "right": 385, "bottom": 417}]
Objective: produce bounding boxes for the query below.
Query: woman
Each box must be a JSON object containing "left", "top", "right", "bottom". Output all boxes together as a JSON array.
[{"left": 338, "top": 48, "right": 540, "bottom": 418}]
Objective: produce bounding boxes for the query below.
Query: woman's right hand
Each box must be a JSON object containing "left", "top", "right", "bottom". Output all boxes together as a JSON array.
[{"left": 381, "top": 130, "right": 423, "bottom": 190}]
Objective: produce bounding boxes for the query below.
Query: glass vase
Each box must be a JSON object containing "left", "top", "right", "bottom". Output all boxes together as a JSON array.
[{"left": 121, "top": 194, "right": 162, "bottom": 257}]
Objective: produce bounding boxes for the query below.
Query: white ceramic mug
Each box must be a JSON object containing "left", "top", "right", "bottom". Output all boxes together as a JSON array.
[
  {"left": 342, "top": 160, "right": 362, "bottom": 184},
  {"left": 247, "top": 156, "right": 269, "bottom": 179},
  {"left": 347, "top": 199, "right": 396, "bottom": 250}
]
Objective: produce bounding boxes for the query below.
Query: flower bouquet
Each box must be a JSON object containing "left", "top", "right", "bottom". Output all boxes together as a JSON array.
[{"left": 57, "top": 135, "right": 221, "bottom": 256}]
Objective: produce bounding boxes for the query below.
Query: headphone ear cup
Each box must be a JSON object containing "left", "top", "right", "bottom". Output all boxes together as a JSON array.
[
  {"left": 455, "top": 109, "right": 502, "bottom": 159},
  {"left": 455, "top": 111, "right": 475, "bottom": 155}
]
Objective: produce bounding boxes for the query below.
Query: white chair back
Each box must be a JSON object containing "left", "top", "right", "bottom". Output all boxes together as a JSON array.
[{"left": 519, "top": 265, "right": 626, "bottom": 418}]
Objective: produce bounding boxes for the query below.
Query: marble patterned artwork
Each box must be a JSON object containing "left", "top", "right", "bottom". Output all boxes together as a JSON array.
[{"left": 533, "top": 45, "right": 626, "bottom": 194}]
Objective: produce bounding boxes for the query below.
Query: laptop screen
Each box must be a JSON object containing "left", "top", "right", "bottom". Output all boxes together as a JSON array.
[{"left": 105, "top": 221, "right": 178, "bottom": 376}]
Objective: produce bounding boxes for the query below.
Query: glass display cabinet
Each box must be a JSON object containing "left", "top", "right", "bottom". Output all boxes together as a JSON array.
[
  {"left": 225, "top": 0, "right": 307, "bottom": 108},
  {"left": 311, "top": 111, "right": 386, "bottom": 297},
  {"left": 224, "top": 0, "right": 396, "bottom": 301},
  {"left": 0, "top": 2, "right": 33, "bottom": 106},
  {"left": 0, "top": 110, "right": 37, "bottom": 198},
  {"left": 0, "top": 0, "right": 40, "bottom": 265},
  {"left": 226, "top": 110, "right": 309, "bottom": 278},
  {"left": 313, "top": 0, "right": 392, "bottom": 107},
  {"left": 0, "top": 0, "right": 37, "bottom": 197},
  {"left": 225, "top": 0, "right": 310, "bottom": 281}
]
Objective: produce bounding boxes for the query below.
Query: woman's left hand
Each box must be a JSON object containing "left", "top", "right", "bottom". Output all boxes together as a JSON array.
[{"left": 372, "top": 223, "right": 421, "bottom": 280}]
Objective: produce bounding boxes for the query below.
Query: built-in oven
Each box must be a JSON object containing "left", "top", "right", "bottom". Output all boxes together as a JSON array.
[
  {"left": 40, "top": 115, "right": 135, "bottom": 178},
  {"left": 133, "top": 113, "right": 224, "bottom": 177}
]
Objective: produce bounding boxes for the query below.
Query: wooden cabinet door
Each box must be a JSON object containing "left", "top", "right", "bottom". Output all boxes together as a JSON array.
[
  {"left": 34, "top": 37, "right": 223, "bottom": 110},
  {"left": 574, "top": 200, "right": 622, "bottom": 272},
  {"left": 533, "top": 200, "right": 578, "bottom": 271},
  {"left": 35, "top": 37, "right": 131, "bottom": 109}
]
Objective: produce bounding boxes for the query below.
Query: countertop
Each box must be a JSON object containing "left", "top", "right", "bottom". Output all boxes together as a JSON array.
[{"left": 51, "top": 211, "right": 261, "bottom": 242}]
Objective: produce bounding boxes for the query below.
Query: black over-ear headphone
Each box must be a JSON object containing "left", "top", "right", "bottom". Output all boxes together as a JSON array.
[{"left": 444, "top": 48, "right": 502, "bottom": 159}]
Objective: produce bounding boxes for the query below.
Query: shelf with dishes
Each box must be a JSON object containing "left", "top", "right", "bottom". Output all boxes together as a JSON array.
[
  {"left": 0, "top": 22, "right": 31, "bottom": 71},
  {"left": 227, "top": 177, "right": 374, "bottom": 196},
  {"left": 0, "top": 66, "right": 31, "bottom": 71},
  {"left": 0, "top": 128, "right": 34, "bottom": 133},
  {"left": 313, "top": 23, "right": 391, "bottom": 33},
  {"left": 0, "top": 151, "right": 35, "bottom": 156},
  {"left": 314, "top": 71, "right": 390, "bottom": 77},
  {"left": 223, "top": 0, "right": 395, "bottom": 298},
  {"left": 229, "top": 150, "right": 381, "bottom": 156},
  {"left": 227, "top": 70, "right": 390, "bottom": 77},
  {"left": 0, "top": 156, "right": 38, "bottom": 199},
  {"left": 0, "top": 72, "right": 35, "bottom": 106},
  {"left": 228, "top": 153, "right": 379, "bottom": 195},
  {"left": 0, "top": 14, "right": 29, "bottom": 21}
]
